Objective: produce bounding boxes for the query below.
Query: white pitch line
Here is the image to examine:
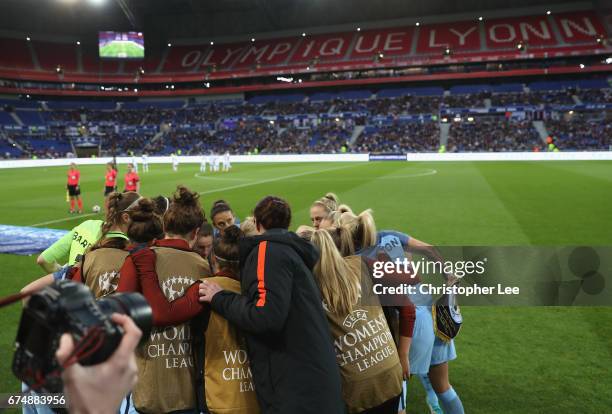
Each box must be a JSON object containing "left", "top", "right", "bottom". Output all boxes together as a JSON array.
[
  {"left": 393, "top": 168, "right": 438, "bottom": 178},
  {"left": 193, "top": 173, "right": 251, "bottom": 182},
  {"left": 31, "top": 213, "right": 98, "bottom": 227},
  {"left": 197, "top": 164, "right": 359, "bottom": 196},
  {"left": 29, "top": 164, "right": 359, "bottom": 227},
  {"left": 286, "top": 169, "right": 439, "bottom": 181}
]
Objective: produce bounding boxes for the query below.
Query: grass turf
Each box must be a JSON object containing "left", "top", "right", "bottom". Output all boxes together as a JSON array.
[
  {"left": 99, "top": 41, "right": 144, "bottom": 58},
  {"left": 0, "top": 161, "right": 611, "bottom": 413}
]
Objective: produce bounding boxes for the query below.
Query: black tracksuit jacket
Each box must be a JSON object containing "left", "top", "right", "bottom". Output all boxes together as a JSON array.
[{"left": 210, "top": 228, "right": 345, "bottom": 414}]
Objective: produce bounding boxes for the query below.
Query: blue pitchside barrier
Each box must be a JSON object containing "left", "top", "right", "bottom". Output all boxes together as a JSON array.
[{"left": 0, "top": 224, "right": 68, "bottom": 255}]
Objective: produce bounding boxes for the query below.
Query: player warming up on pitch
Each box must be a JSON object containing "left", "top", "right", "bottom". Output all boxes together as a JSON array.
[{"left": 67, "top": 162, "right": 83, "bottom": 214}]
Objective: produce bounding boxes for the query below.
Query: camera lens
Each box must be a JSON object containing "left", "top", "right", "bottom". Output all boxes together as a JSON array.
[{"left": 97, "top": 292, "right": 153, "bottom": 341}]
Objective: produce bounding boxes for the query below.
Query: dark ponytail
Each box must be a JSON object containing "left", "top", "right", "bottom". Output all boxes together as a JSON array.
[
  {"left": 153, "top": 195, "right": 170, "bottom": 216},
  {"left": 213, "top": 225, "right": 243, "bottom": 273},
  {"left": 253, "top": 196, "right": 291, "bottom": 230},
  {"left": 164, "top": 186, "right": 205, "bottom": 236},
  {"left": 127, "top": 198, "right": 164, "bottom": 243}
]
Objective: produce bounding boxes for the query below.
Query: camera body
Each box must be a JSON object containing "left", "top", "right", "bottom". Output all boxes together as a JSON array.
[{"left": 13, "top": 280, "right": 152, "bottom": 393}]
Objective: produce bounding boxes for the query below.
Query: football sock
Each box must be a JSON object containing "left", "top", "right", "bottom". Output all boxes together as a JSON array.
[
  {"left": 77, "top": 199, "right": 83, "bottom": 210},
  {"left": 70, "top": 199, "right": 75, "bottom": 211},
  {"left": 437, "top": 387, "right": 464, "bottom": 414},
  {"left": 418, "top": 375, "right": 440, "bottom": 409}
]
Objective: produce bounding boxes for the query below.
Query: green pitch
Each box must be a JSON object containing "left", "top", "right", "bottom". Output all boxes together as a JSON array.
[
  {"left": 0, "top": 161, "right": 611, "bottom": 413},
  {"left": 99, "top": 41, "right": 144, "bottom": 58}
]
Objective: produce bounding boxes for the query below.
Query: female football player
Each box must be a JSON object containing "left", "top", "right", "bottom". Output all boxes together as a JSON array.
[{"left": 339, "top": 209, "right": 465, "bottom": 414}]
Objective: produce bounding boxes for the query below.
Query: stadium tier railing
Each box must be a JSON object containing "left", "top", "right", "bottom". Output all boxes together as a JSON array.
[{"left": 1, "top": 152, "right": 612, "bottom": 169}]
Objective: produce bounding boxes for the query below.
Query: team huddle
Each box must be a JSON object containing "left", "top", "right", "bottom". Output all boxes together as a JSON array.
[{"left": 29, "top": 183, "right": 464, "bottom": 414}]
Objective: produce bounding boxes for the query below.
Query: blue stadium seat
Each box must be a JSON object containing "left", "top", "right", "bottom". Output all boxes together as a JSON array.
[
  {"left": 310, "top": 92, "right": 335, "bottom": 101},
  {"left": 0, "top": 111, "right": 17, "bottom": 125},
  {"left": 575, "top": 79, "right": 610, "bottom": 90},
  {"left": 0, "top": 99, "right": 41, "bottom": 109},
  {"left": 404, "top": 87, "right": 444, "bottom": 96},
  {"left": 377, "top": 88, "right": 410, "bottom": 98},
  {"left": 248, "top": 96, "right": 275, "bottom": 104},
  {"left": 46, "top": 101, "right": 116, "bottom": 110},
  {"left": 490, "top": 83, "right": 524, "bottom": 93},
  {"left": 122, "top": 100, "right": 185, "bottom": 110},
  {"left": 529, "top": 81, "right": 564, "bottom": 91},
  {"left": 337, "top": 90, "right": 372, "bottom": 100},
  {"left": 278, "top": 94, "right": 305, "bottom": 103},
  {"left": 16, "top": 110, "right": 46, "bottom": 125},
  {"left": 450, "top": 84, "right": 491, "bottom": 94},
  {"left": 0, "top": 142, "right": 22, "bottom": 157}
]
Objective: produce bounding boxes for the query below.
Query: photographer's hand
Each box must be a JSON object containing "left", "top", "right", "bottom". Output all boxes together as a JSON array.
[{"left": 55, "top": 313, "right": 142, "bottom": 414}]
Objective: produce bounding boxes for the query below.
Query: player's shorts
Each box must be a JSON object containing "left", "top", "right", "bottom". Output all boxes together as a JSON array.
[
  {"left": 409, "top": 305, "right": 436, "bottom": 375},
  {"left": 431, "top": 336, "right": 457, "bottom": 366},
  {"left": 104, "top": 186, "right": 116, "bottom": 196},
  {"left": 407, "top": 285, "right": 457, "bottom": 375},
  {"left": 67, "top": 184, "right": 80, "bottom": 196}
]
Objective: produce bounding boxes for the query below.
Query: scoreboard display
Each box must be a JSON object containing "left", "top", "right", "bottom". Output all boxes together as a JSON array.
[{"left": 99, "top": 31, "right": 144, "bottom": 59}]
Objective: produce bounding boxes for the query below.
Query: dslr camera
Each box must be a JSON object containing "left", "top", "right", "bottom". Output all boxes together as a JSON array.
[{"left": 13, "top": 280, "right": 152, "bottom": 393}]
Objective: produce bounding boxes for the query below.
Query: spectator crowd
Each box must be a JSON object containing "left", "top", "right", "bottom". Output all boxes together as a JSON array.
[{"left": 1, "top": 86, "right": 610, "bottom": 158}]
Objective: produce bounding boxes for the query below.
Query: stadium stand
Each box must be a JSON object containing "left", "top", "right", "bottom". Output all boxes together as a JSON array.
[
  {"left": 447, "top": 119, "right": 544, "bottom": 152},
  {"left": 355, "top": 122, "right": 440, "bottom": 153},
  {"left": 0, "top": 111, "right": 17, "bottom": 126},
  {"left": 0, "top": 5, "right": 609, "bottom": 159},
  {"left": 33, "top": 41, "right": 79, "bottom": 72},
  {"left": 0, "top": 38, "right": 34, "bottom": 70},
  {"left": 546, "top": 118, "right": 611, "bottom": 151},
  {"left": 0, "top": 10, "right": 606, "bottom": 82},
  {"left": 1, "top": 75, "right": 610, "bottom": 158}
]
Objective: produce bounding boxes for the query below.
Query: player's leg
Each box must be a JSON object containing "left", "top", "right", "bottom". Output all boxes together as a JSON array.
[
  {"left": 429, "top": 351, "right": 464, "bottom": 414},
  {"left": 409, "top": 305, "right": 441, "bottom": 413},
  {"left": 75, "top": 185, "right": 83, "bottom": 213},
  {"left": 418, "top": 375, "right": 443, "bottom": 414}
]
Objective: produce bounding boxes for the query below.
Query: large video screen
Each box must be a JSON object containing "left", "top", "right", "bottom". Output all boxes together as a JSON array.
[{"left": 99, "top": 31, "right": 145, "bottom": 59}]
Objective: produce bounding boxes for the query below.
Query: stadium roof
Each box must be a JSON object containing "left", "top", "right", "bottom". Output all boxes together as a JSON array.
[{"left": 0, "top": 0, "right": 597, "bottom": 43}]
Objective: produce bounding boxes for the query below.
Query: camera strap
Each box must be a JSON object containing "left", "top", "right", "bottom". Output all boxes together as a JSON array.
[{"left": 0, "top": 291, "right": 31, "bottom": 308}]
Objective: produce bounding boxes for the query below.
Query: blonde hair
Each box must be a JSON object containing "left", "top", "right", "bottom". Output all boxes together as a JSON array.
[
  {"left": 322, "top": 211, "right": 342, "bottom": 228},
  {"left": 311, "top": 229, "right": 360, "bottom": 315},
  {"left": 339, "top": 209, "right": 377, "bottom": 251},
  {"left": 333, "top": 226, "right": 356, "bottom": 257},
  {"left": 312, "top": 192, "right": 339, "bottom": 213},
  {"left": 337, "top": 204, "right": 353, "bottom": 214},
  {"left": 296, "top": 225, "right": 315, "bottom": 240},
  {"left": 240, "top": 216, "right": 258, "bottom": 236}
]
